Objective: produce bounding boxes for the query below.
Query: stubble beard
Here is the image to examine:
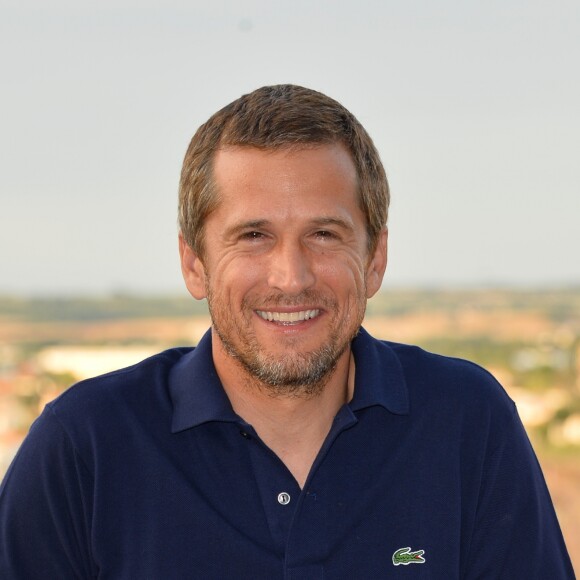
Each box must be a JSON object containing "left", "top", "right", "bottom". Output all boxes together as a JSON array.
[{"left": 206, "top": 282, "right": 366, "bottom": 398}]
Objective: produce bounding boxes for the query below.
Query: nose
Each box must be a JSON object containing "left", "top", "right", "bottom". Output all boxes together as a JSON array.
[{"left": 267, "top": 240, "right": 316, "bottom": 295}]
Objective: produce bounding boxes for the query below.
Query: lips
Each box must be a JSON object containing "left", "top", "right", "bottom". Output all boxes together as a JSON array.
[{"left": 256, "top": 309, "right": 320, "bottom": 322}]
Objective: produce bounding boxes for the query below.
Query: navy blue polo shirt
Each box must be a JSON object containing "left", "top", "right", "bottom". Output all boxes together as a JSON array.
[{"left": 0, "top": 328, "right": 574, "bottom": 578}]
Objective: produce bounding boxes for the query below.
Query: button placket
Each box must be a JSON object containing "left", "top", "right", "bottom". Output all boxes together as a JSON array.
[{"left": 240, "top": 422, "right": 300, "bottom": 551}]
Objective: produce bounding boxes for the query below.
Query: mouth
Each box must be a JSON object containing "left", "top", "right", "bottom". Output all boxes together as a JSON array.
[{"left": 256, "top": 309, "right": 321, "bottom": 324}]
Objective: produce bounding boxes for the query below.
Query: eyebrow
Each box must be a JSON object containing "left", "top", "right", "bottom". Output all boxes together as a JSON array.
[{"left": 309, "top": 216, "right": 354, "bottom": 231}]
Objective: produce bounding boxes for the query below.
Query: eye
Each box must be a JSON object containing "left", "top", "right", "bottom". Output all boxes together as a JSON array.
[
  {"left": 314, "top": 230, "right": 338, "bottom": 240},
  {"left": 239, "top": 231, "right": 265, "bottom": 241}
]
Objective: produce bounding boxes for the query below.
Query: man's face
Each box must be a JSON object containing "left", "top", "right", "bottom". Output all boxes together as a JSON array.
[{"left": 180, "top": 143, "right": 387, "bottom": 395}]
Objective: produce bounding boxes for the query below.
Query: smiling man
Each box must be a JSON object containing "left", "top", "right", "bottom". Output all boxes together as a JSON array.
[
  {"left": 0, "top": 85, "right": 574, "bottom": 578},
  {"left": 179, "top": 143, "right": 386, "bottom": 489}
]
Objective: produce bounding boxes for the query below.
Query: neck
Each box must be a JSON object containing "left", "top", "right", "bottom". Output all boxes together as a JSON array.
[{"left": 212, "top": 331, "right": 355, "bottom": 488}]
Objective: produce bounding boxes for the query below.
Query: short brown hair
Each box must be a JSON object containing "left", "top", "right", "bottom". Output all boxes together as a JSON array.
[{"left": 178, "top": 84, "right": 389, "bottom": 256}]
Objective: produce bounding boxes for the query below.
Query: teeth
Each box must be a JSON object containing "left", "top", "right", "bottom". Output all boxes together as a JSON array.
[{"left": 257, "top": 309, "right": 320, "bottom": 322}]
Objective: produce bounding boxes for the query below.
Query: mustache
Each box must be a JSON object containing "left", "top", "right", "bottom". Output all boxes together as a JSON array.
[{"left": 242, "top": 290, "right": 336, "bottom": 310}]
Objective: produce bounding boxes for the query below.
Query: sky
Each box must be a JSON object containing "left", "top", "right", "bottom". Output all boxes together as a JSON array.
[{"left": 1, "top": 0, "right": 579, "bottom": 295}]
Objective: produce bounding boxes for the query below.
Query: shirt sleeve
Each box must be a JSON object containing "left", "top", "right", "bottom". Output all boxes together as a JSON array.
[
  {"left": 463, "top": 407, "right": 575, "bottom": 579},
  {"left": 0, "top": 407, "right": 97, "bottom": 579}
]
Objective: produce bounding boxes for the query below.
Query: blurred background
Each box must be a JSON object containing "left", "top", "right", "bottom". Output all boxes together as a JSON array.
[{"left": 1, "top": 0, "right": 579, "bottom": 570}]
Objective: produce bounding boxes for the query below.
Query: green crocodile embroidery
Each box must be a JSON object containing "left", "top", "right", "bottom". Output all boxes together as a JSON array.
[{"left": 392, "top": 546, "right": 426, "bottom": 566}]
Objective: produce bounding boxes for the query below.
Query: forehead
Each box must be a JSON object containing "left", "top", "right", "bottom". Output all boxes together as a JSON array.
[{"left": 212, "top": 144, "right": 359, "bottom": 206}]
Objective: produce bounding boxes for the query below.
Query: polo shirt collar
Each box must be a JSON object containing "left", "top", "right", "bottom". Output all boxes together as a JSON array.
[
  {"left": 349, "top": 327, "right": 409, "bottom": 415},
  {"left": 169, "top": 329, "right": 239, "bottom": 433},
  {"left": 169, "top": 326, "right": 409, "bottom": 433}
]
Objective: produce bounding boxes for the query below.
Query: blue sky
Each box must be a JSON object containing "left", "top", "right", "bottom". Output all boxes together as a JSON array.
[{"left": 1, "top": 0, "right": 579, "bottom": 294}]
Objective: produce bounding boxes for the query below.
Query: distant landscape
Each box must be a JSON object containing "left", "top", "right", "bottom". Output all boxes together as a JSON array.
[{"left": 1, "top": 288, "right": 579, "bottom": 569}]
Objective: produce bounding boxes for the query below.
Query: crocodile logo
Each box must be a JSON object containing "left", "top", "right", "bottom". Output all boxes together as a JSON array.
[{"left": 392, "top": 546, "right": 426, "bottom": 566}]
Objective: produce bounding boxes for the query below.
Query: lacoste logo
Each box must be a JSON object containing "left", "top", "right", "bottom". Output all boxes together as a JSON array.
[{"left": 392, "top": 546, "right": 426, "bottom": 566}]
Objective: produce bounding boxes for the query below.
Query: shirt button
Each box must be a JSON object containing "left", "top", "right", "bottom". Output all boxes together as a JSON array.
[
  {"left": 239, "top": 430, "right": 251, "bottom": 439},
  {"left": 277, "top": 492, "right": 291, "bottom": 505}
]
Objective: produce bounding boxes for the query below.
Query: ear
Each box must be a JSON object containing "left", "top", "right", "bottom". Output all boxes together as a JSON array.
[
  {"left": 179, "top": 233, "right": 207, "bottom": 300},
  {"left": 365, "top": 228, "right": 388, "bottom": 298}
]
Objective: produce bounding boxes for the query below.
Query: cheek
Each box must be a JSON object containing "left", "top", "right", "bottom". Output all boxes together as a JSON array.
[
  {"left": 315, "top": 255, "right": 366, "bottom": 288},
  {"left": 316, "top": 254, "right": 365, "bottom": 284},
  {"left": 211, "top": 257, "right": 266, "bottom": 298}
]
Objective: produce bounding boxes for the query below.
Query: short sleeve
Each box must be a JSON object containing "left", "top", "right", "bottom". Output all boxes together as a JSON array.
[
  {"left": 0, "top": 407, "right": 97, "bottom": 578},
  {"left": 463, "top": 408, "right": 575, "bottom": 579}
]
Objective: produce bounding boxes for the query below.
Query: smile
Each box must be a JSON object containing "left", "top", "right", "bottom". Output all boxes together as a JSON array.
[{"left": 256, "top": 309, "right": 320, "bottom": 323}]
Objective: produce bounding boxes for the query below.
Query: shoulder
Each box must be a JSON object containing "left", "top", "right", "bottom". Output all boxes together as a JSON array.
[
  {"left": 49, "top": 347, "right": 192, "bottom": 409},
  {"left": 379, "top": 338, "right": 516, "bottom": 420},
  {"left": 44, "top": 347, "right": 194, "bottom": 445}
]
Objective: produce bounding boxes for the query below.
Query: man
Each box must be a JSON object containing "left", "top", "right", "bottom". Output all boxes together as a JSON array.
[{"left": 0, "top": 85, "right": 574, "bottom": 578}]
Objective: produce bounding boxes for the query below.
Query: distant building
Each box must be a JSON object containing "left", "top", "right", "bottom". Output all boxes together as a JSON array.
[{"left": 35, "top": 345, "right": 163, "bottom": 381}]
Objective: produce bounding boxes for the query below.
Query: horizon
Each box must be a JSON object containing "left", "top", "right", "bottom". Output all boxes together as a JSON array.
[{"left": 2, "top": 283, "right": 580, "bottom": 302}]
